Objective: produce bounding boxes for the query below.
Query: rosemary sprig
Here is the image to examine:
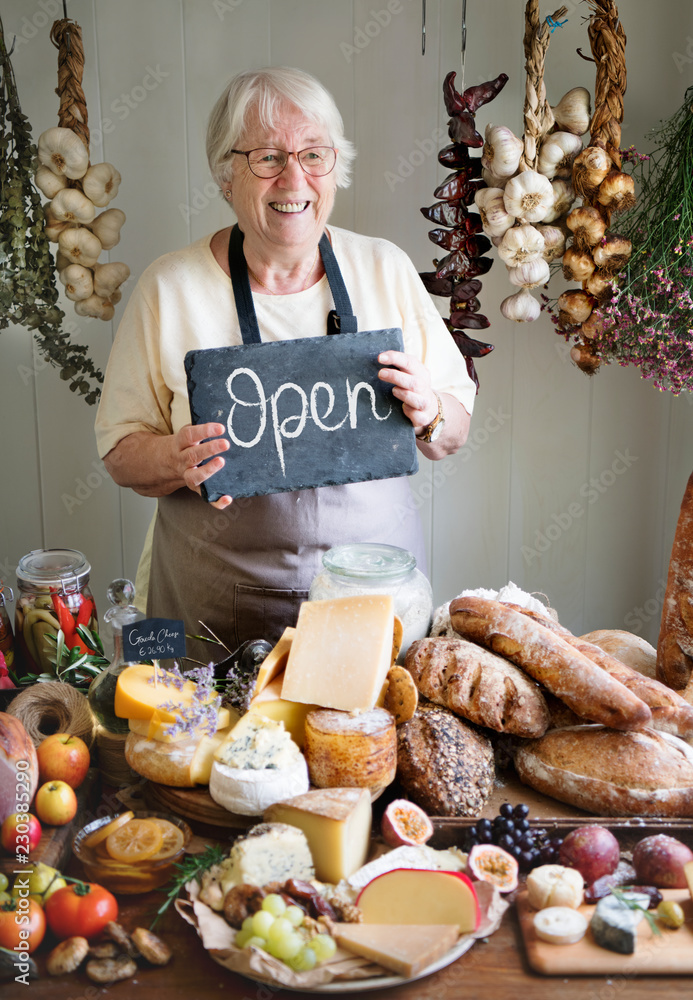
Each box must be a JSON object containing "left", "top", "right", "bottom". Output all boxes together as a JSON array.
[
  {"left": 150, "top": 844, "right": 226, "bottom": 930},
  {"left": 610, "top": 887, "right": 661, "bottom": 936}
]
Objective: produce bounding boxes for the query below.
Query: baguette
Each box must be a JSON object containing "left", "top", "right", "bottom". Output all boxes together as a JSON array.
[
  {"left": 449, "top": 597, "right": 652, "bottom": 731},
  {"left": 505, "top": 604, "right": 693, "bottom": 739},
  {"left": 658, "top": 470, "right": 693, "bottom": 690},
  {"left": 580, "top": 629, "right": 656, "bottom": 679},
  {"left": 515, "top": 725, "right": 693, "bottom": 817},
  {"left": 405, "top": 637, "right": 550, "bottom": 738}
]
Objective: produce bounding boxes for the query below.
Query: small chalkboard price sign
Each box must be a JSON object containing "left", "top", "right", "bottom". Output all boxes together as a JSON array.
[
  {"left": 122, "top": 618, "right": 186, "bottom": 661},
  {"left": 185, "top": 328, "right": 418, "bottom": 501}
]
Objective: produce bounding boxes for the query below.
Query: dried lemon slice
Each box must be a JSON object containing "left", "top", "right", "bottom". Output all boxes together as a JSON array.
[
  {"left": 84, "top": 811, "right": 135, "bottom": 850},
  {"left": 148, "top": 818, "right": 185, "bottom": 861},
  {"left": 106, "top": 818, "right": 164, "bottom": 863}
]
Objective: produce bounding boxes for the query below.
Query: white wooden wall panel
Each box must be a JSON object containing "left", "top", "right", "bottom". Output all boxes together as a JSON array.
[{"left": 0, "top": 0, "right": 692, "bottom": 648}]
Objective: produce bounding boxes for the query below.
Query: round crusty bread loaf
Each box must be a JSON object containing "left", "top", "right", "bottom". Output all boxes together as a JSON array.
[
  {"left": 580, "top": 629, "right": 657, "bottom": 679},
  {"left": 124, "top": 731, "right": 197, "bottom": 787},
  {"left": 396, "top": 699, "right": 494, "bottom": 816},
  {"left": 515, "top": 725, "right": 693, "bottom": 817}
]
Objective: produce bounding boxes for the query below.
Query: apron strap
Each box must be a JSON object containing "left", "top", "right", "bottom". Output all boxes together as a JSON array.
[{"left": 227, "top": 225, "right": 358, "bottom": 345}]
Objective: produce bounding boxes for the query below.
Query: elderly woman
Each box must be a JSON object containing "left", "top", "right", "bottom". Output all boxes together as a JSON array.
[{"left": 95, "top": 67, "right": 475, "bottom": 658}]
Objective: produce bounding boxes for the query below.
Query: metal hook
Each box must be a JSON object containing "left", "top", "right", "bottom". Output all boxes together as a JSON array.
[
  {"left": 460, "top": 0, "right": 468, "bottom": 95},
  {"left": 7, "top": 35, "right": 16, "bottom": 56},
  {"left": 421, "top": 0, "right": 426, "bottom": 55}
]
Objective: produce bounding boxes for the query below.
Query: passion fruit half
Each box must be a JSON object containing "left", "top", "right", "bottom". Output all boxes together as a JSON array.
[
  {"left": 381, "top": 799, "right": 434, "bottom": 848},
  {"left": 467, "top": 843, "right": 519, "bottom": 893}
]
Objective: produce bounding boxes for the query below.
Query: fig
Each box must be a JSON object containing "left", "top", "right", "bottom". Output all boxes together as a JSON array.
[
  {"left": 381, "top": 799, "right": 434, "bottom": 848},
  {"left": 558, "top": 825, "right": 620, "bottom": 884},
  {"left": 467, "top": 843, "right": 519, "bottom": 892},
  {"left": 632, "top": 834, "right": 693, "bottom": 889}
]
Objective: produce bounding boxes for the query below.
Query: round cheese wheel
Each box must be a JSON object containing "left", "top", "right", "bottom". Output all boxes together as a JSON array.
[
  {"left": 304, "top": 707, "right": 396, "bottom": 794},
  {"left": 208, "top": 757, "right": 309, "bottom": 816},
  {"left": 124, "top": 731, "right": 197, "bottom": 787}
]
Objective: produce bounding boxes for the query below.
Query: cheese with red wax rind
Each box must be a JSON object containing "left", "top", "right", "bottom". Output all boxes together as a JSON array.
[
  {"left": 356, "top": 868, "right": 480, "bottom": 933},
  {"left": 333, "top": 922, "right": 459, "bottom": 977},
  {"left": 281, "top": 595, "right": 395, "bottom": 711},
  {"left": 254, "top": 628, "right": 295, "bottom": 695},
  {"left": 115, "top": 664, "right": 217, "bottom": 722},
  {"left": 247, "top": 674, "right": 317, "bottom": 747}
]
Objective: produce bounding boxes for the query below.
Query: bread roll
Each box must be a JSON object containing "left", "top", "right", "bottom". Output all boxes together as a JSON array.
[
  {"left": 658, "top": 470, "right": 693, "bottom": 690},
  {"left": 124, "top": 731, "right": 197, "bottom": 787},
  {"left": 396, "top": 700, "right": 494, "bottom": 816},
  {"left": 449, "top": 597, "right": 652, "bottom": 731},
  {"left": 405, "top": 636, "right": 550, "bottom": 738},
  {"left": 515, "top": 725, "right": 693, "bottom": 817},
  {"left": 580, "top": 629, "right": 656, "bottom": 678},
  {"left": 506, "top": 604, "right": 693, "bottom": 739}
]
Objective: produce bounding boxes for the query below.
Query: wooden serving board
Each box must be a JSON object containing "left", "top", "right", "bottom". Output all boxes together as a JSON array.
[
  {"left": 517, "top": 889, "right": 693, "bottom": 975},
  {"left": 0, "top": 767, "right": 100, "bottom": 877},
  {"left": 143, "top": 781, "right": 255, "bottom": 832}
]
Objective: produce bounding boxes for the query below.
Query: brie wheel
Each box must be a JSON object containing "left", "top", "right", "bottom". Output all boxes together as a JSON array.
[{"left": 209, "top": 756, "right": 309, "bottom": 816}]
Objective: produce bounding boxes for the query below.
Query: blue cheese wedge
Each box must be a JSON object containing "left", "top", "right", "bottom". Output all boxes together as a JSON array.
[
  {"left": 590, "top": 892, "right": 651, "bottom": 954},
  {"left": 209, "top": 714, "right": 309, "bottom": 815}
]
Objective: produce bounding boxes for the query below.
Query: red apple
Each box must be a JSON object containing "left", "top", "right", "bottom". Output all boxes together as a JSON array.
[
  {"left": 36, "top": 733, "right": 90, "bottom": 789},
  {"left": 34, "top": 780, "right": 78, "bottom": 826},
  {"left": 1, "top": 811, "right": 42, "bottom": 855}
]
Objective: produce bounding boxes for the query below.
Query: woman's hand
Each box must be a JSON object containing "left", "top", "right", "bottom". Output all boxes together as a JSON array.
[
  {"left": 377, "top": 350, "right": 438, "bottom": 433},
  {"left": 103, "top": 423, "right": 233, "bottom": 508}
]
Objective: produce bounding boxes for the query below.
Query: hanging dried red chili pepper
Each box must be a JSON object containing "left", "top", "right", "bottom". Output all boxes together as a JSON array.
[{"left": 420, "top": 70, "right": 508, "bottom": 389}]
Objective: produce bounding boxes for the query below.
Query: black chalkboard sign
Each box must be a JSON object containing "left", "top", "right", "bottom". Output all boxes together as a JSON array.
[
  {"left": 185, "top": 328, "right": 418, "bottom": 500},
  {"left": 122, "top": 618, "right": 187, "bottom": 660}
]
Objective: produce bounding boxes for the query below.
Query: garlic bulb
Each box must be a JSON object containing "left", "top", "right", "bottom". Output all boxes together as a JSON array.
[
  {"left": 34, "top": 165, "right": 68, "bottom": 199},
  {"left": 59, "top": 263, "right": 94, "bottom": 301},
  {"left": 562, "top": 246, "right": 596, "bottom": 282},
  {"left": 566, "top": 206, "right": 607, "bottom": 250},
  {"left": 500, "top": 288, "right": 541, "bottom": 322},
  {"left": 82, "top": 162, "right": 122, "bottom": 207},
  {"left": 74, "top": 294, "right": 115, "bottom": 321},
  {"left": 55, "top": 250, "right": 71, "bottom": 271},
  {"left": 536, "top": 225, "right": 566, "bottom": 262},
  {"left": 572, "top": 144, "right": 611, "bottom": 200},
  {"left": 592, "top": 234, "right": 632, "bottom": 275},
  {"left": 570, "top": 338, "right": 602, "bottom": 374},
  {"left": 498, "top": 224, "right": 545, "bottom": 267},
  {"left": 482, "top": 124, "right": 524, "bottom": 179},
  {"left": 37, "top": 127, "right": 89, "bottom": 180},
  {"left": 482, "top": 166, "right": 507, "bottom": 189},
  {"left": 558, "top": 289, "right": 594, "bottom": 326},
  {"left": 503, "top": 171, "right": 554, "bottom": 223},
  {"left": 93, "top": 261, "right": 130, "bottom": 298},
  {"left": 108, "top": 289, "right": 123, "bottom": 305},
  {"left": 583, "top": 269, "right": 615, "bottom": 302},
  {"left": 551, "top": 87, "right": 591, "bottom": 136},
  {"left": 474, "top": 188, "right": 515, "bottom": 238},
  {"left": 541, "top": 178, "right": 575, "bottom": 223},
  {"left": 50, "top": 188, "right": 96, "bottom": 225},
  {"left": 581, "top": 309, "right": 608, "bottom": 339},
  {"left": 44, "top": 208, "right": 70, "bottom": 243},
  {"left": 508, "top": 257, "right": 550, "bottom": 289},
  {"left": 537, "top": 132, "right": 584, "bottom": 180},
  {"left": 597, "top": 171, "right": 636, "bottom": 213},
  {"left": 89, "top": 208, "right": 126, "bottom": 250},
  {"left": 58, "top": 226, "right": 102, "bottom": 268}
]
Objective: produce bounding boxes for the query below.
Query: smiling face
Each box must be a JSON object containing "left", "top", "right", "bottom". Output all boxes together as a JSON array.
[{"left": 227, "top": 103, "right": 337, "bottom": 262}]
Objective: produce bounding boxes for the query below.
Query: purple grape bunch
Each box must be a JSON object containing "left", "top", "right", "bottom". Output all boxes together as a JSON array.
[{"left": 464, "top": 803, "right": 564, "bottom": 871}]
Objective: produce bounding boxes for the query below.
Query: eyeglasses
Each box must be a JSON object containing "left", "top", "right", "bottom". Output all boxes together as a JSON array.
[{"left": 230, "top": 146, "right": 337, "bottom": 179}]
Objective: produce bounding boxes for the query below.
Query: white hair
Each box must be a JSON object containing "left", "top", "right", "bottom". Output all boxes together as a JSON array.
[{"left": 206, "top": 66, "right": 356, "bottom": 190}]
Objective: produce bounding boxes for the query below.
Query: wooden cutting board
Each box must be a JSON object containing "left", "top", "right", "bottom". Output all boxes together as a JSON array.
[
  {"left": 143, "top": 781, "right": 254, "bottom": 831},
  {"left": 0, "top": 767, "right": 100, "bottom": 878},
  {"left": 517, "top": 888, "right": 693, "bottom": 975}
]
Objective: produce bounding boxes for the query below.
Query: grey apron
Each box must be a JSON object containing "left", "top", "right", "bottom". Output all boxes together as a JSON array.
[{"left": 148, "top": 227, "right": 425, "bottom": 663}]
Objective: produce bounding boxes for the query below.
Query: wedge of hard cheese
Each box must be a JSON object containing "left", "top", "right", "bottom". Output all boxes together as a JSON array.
[
  {"left": 115, "top": 663, "right": 218, "bottom": 723},
  {"left": 124, "top": 725, "right": 232, "bottom": 787},
  {"left": 253, "top": 627, "right": 295, "bottom": 695},
  {"left": 246, "top": 675, "right": 318, "bottom": 747},
  {"left": 333, "top": 923, "right": 459, "bottom": 978},
  {"left": 281, "top": 595, "right": 394, "bottom": 711},
  {"left": 128, "top": 706, "right": 237, "bottom": 743},
  {"left": 263, "top": 787, "right": 371, "bottom": 883},
  {"left": 356, "top": 868, "right": 479, "bottom": 933}
]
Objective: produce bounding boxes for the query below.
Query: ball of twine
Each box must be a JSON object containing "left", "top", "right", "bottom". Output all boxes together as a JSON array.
[{"left": 6, "top": 682, "right": 96, "bottom": 748}]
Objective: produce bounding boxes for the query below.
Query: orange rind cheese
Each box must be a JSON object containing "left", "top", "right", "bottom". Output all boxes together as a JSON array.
[{"left": 356, "top": 868, "right": 480, "bottom": 934}]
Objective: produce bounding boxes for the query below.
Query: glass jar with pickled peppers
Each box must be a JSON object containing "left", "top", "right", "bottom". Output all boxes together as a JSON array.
[{"left": 15, "top": 549, "right": 98, "bottom": 678}]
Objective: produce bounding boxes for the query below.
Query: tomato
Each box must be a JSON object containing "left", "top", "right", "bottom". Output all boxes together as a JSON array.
[
  {"left": 44, "top": 881, "right": 118, "bottom": 940},
  {"left": 0, "top": 898, "right": 46, "bottom": 953}
]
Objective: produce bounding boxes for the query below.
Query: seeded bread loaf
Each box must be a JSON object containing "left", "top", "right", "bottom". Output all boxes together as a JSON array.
[
  {"left": 515, "top": 725, "right": 693, "bottom": 817},
  {"left": 395, "top": 700, "right": 494, "bottom": 816},
  {"left": 449, "top": 597, "right": 652, "bottom": 731},
  {"left": 658, "top": 470, "right": 693, "bottom": 690},
  {"left": 405, "top": 636, "right": 550, "bottom": 738}
]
